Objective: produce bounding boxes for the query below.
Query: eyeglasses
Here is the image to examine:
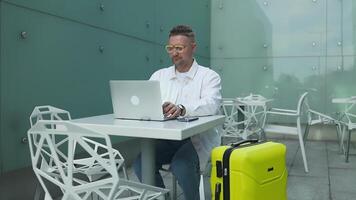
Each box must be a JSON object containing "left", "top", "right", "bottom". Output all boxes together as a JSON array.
[{"left": 165, "top": 44, "right": 186, "bottom": 53}]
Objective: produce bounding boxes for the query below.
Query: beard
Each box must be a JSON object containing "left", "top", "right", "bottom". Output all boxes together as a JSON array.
[{"left": 172, "top": 57, "right": 185, "bottom": 67}]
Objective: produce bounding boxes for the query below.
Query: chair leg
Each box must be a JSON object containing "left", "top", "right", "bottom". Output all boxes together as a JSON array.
[
  {"left": 44, "top": 192, "right": 52, "bottom": 200},
  {"left": 346, "top": 130, "right": 352, "bottom": 163},
  {"left": 303, "top": 123, "right": 310, "bottom": 142},
  {"left": 172, "top": 175, "right": 177, "bottom": 200},
  {"left": 298, "top": 135, "right": 309, "bottom": 172},
  {"left": 122, "top": 163, "right": 129, "bottom": 180},
  {"left": 335, "top": 124, "right": 344, "bottom": 153},
  {"left": 199, "top": 174, "right": 205, "bottom": 200},
  {"left": 259, "top": 129, "right": 266, "bottom": 141},
  {"left": 33, "top": 183, "right": 44, "bottom": 200},
  {"left": 297, "top": 123, "right": 309, "bottom": 173},
  {"left": 340, "top": 125, "right": 347, "bottom": 154}
]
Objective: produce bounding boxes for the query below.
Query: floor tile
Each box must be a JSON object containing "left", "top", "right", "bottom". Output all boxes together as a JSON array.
[
  {"left": 287, "top": 175, "right": 330, "bottom": 200},
  {"left": 329, "top": 168, "right": 356, "bottom": 194},
  {"left": 289, "top": 141, "right": 329, "bottom": 177},
  {"left": 327, "top": 142, "right": 356, "bottom": 169},
  {"left": 277, "top": 139, "right": 300, "bottom": 168},
  {"left": 331, "top": 191, "right": 356, "bottom": 200}
]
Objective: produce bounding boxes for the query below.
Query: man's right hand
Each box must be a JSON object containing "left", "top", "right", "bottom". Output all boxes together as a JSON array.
[{"left": 162, "top": 102, "right": 182, "bottom": 118}]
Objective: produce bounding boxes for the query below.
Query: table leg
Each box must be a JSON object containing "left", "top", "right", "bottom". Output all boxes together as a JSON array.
[{"left": 141, "top": 138, "right": 156, "bottom": 185}]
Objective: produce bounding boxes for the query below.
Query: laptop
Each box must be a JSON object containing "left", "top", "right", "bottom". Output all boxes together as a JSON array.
[{"left": 109, "top": 80, "right": 168, "bottom": 121}]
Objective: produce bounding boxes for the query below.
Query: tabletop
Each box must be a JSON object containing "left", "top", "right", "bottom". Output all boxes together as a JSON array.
[
  {"left": 72, "top": 114, "right": 225, "bottom": 140},
  {"left": 332, "top": 96, "right": 356, "bottom": 104},
  {"left": 236, "top": 94, "right": 273, "bottom": 106}
]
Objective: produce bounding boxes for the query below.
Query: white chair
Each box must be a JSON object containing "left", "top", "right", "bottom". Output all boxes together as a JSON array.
[
  {"left": 236, "top": 94, "right": 271, "bottom": 139},
  {"left": 30, "top": 106, "right": 71, "bottom": 127},
  {"left": 221, "top": 98, "right": 242, "bottom": 139},
  {"left": 263, "top": 92, "right": 309, "bottom": 172},
  {"left": 29, "top": 105, "right": 128, "bottom": 181},
  {"left": 28, "top": 120, "right": 168, "bottom": 200},
  {"left": 343, "top": 101, "right": 356, "bottom": 162},
  {"left": 306, "top": 109, "right": 343, "bottom": 152},
  {"left": 221, "top": 95, "right": 271, "bottom": 141}
]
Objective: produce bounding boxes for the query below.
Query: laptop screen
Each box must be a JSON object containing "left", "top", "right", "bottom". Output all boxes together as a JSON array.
[{"left": 109, "top": 80, "right": 166, "bottom": 121}]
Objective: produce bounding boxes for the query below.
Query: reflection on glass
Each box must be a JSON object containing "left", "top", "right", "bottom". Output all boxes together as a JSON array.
[{"left": 211, "top": 0, "right": 356, "bottom": 115}]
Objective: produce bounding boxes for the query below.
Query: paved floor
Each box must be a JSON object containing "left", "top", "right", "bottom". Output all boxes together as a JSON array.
[
  {"left": 5, "top": 126, "right": 353, "bottom": 200},
  {"left": 127, "top": 129, "right": 356, "bottom": 200}
]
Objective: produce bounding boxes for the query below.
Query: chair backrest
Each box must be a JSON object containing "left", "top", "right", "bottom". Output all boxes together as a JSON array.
[
  {"left": 28, "top": 120, "right": 120, "bottom": 200},
  {"left": 345, "top": 101, "right": 356, "bottom": 129},
  {"left": 221, "top": 98, "right": 238, "bottom": 120},
  {"left": 296, "top": 92, "right": 309, "bottom": 115},
  {"left": 220, "top": 98, "right": 241, "bottom": 135},
  {"left": 30, "top": 105, "right": 71, "bottom": 127}
]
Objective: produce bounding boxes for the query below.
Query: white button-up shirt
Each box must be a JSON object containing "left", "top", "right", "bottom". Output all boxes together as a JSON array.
[{"left": 150, "top": 60, "right": 222, "bottom": 170}]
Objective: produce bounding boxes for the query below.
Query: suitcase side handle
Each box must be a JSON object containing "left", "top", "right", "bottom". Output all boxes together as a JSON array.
[
  {"left": 231, "top": 139, "right": 259, "bottom": 147},
  {"left": 214, "top": 183, "right": 221, "bottom": 200}
]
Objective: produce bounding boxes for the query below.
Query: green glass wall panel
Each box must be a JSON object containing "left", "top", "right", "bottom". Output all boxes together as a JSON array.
[
  {"left": 260, "top": 0, "right": 326, "bottom": 57},
  {"left": 0, "top": 2, "right": 154, "bottom": 171},
  {"left": 211, "top": 0, "right": 272, "bottom": 58},
  {"left": 326, "top": 0, "right": 354, "bottom": 56},
  {"left": 211, "top": 0, "right": 326, "bottom": 58},
  {"left": 0, "top": 1, "right": 3, "bottom": 174},
  {"left": 267, "top": 57, "right": 325, "bottom": 112},
  {"left": 155, "top": 0, "right": 211, "bottom": 58},
  {"left": 0, "top": 0, "right": 210, "bottom": 173},
  {"left": 211, "top": 58, "right": 273, "bottom": 98},
  {"left": 326, "top": 56, "right": 356, "bottom": 114},
  {"left": 211, "top": 0, "right": 356, "bottom": 118},
  {"left": 194, "top": 55, "right": 210, "bottom": 68},
  {"left": 212, "top": 57, "right": 324, "bottom": 111},
  {"left": 4, "top": 0, "right": 156, "bottom": 42}
]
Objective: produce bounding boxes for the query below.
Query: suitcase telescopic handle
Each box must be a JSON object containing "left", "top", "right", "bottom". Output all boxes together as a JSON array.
[{"left": 231, "top": 139, "right": 259, "bottom": 147}]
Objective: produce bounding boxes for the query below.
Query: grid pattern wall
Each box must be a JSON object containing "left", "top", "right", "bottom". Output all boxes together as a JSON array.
[{"left": 0, "top": 0, "right": 211, "bottom": 173}]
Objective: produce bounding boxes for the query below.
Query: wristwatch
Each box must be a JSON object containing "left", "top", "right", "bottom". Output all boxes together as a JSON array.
[{"left": 177, "top": 104, "right": 186, "bottom": 116}]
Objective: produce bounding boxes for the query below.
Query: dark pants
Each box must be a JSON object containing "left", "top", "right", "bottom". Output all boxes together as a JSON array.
[{"left": 133, "top": 138, "right": 200, "bottom": 200}]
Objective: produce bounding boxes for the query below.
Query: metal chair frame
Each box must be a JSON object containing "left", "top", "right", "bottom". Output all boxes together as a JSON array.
[
  {"left": 306, "top": 109, "right": 344, "bottom": 152},
  {"left": 30, "top": 106, "right": 128, "bottom": 181},
  {"left": 221, "top": 95, "right": 270, "bottom": 140},
  {"left": 28, "top": 120, "right": 168, "bottom": 200},
  {"left": 341, "top": 99, "right": 356, "bottom": 162},
  {"left": 264, "top": 92, "right": 309, "bottom": 172}
]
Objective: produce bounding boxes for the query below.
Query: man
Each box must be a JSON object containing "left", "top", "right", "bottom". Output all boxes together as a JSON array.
[{"left": 133, "top": 25, "right": 222, "bottom": 199}]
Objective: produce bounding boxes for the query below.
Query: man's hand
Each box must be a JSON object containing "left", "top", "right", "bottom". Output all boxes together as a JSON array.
[{"left": 162, "top": 102, "right": 181, "bottom": 118}]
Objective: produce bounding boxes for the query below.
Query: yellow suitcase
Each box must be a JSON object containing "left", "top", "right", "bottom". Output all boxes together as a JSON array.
[{"left": 211, "top": 139, "right": 287, "bottom": 200}]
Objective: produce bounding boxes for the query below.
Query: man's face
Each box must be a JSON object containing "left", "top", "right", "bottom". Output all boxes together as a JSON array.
[{"left": 167, "top": 35, "right": 196, "bottom": 69}]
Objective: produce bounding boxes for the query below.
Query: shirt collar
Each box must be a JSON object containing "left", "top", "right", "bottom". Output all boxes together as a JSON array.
[{"left": 168, "top": 59, "right": 199, "bottom": 80}]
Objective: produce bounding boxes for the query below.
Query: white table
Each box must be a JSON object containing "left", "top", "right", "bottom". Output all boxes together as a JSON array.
[
  {"left": 73, "top": 114, "right": 225, "bottom": 185},
  {"left": 332, "top": 96, "right": 356, "bottom": 104}
]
